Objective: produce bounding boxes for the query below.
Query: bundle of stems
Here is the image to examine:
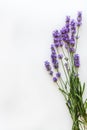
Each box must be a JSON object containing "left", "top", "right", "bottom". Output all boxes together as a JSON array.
[{"left": 44, "top": 12, "right": 87, "bottom": 130}]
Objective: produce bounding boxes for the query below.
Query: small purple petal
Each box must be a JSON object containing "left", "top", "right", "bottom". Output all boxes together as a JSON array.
[
  {"left": 60, "top": 42, "right": 64, "bottom": 47},
  {"left": 54, "top": 42, "right": 60, "bottom": 48},
  {"left": 66, "top": 16, "right": 70, "bottom": 23},
  {"left": 53, "top": 30, "right": 59, "bottom": 38},
  {"left": 53, "top": 77, "right": 57, "bottom": 82},
  {"left": 74, "top": 54, "right": 80, "bottom": 67},
  {"left": 56, "top": 72, "right": 61, "bottom": 78},
  {"left": 44, "top": 61, "right": 51, "bottom": 71},
  {"left": 77, "top": 12, "right": 82, "bottom": 26},
  {"left": 58, "top": 54, "right": 63, "bottom": 59},
  {"left": 69, "top": 47, "right": 75, "bottom": 53},
  {"left": 49, "top": 71, "right": 53, "bottom": 76}
]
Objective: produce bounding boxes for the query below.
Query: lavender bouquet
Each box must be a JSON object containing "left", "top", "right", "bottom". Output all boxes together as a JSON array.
[{"left": 44, "top": 12, "right": 87, "bottom": 130}]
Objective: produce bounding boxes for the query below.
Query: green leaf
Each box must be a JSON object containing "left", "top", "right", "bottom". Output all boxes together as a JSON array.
[
  {"left": 59, "top": 88, "right": 68, "bottom": 95},
  {"left": 82, "top": 83, "right": 85, "bottom": 95},
  {"left": 84, "top": 99, "right": 87, "bottom": 109},
  {"left": 74, "top": 93, "right": 82, "bottom": 101}
]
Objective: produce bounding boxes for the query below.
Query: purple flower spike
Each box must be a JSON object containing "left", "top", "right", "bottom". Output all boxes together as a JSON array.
[
  {"left": 54, "top": 42, "right": 60, "bottom": 48},
  {"left": 53, "top": 77, "right": 57, "bottom": 82},
  {"left": 51, "top": 44, "right": 55, "bottom": 50},
  {"left": 60, "top": 41, "right": 64, "bottom": 47},
  {"left": 69, "top": 47, "right": 75, "bottom": 53},
  {"left": 49, "top": 70, "right": 53, "bottom": 76},
  {"left": 51, "top": 45, "right": 59, "bottom": 69},
  {"left": 66, "top": 16, "right": 70, "bottom": 23},
  {"left": 56, "top": 72, "right": 61, "bottom": 78},
  {"left": 74, "top": 54, "right": 80, "bottom": 67},
  {"left": 44, "top": 61, "right": 51, "bottom": 71},
  {"left": 53, "top": 61, "right": 59, "bottom": 69},
  {"left": 71, "top": 20, "right": 75, "bottom": 26},
  {"left": 61, "top": 27, "right": 70, "bottom": 43},
  {"left": 65, "top": 16, "right": 70, "bottom": 33},
  {"left": 74, "top": 54, "right": 79, "bottom": 60},
  {"left": 53, "top": 31, "right": 62, "bottom": 48},
  {"left": 71, "top": 20, "right": 76, "bottom": 34},
  {"left": 70, "top": 35, "right": 75, "bottom": 46},
  {"left": 61, "top": 27, "right": 66, "bottom": 34},
  {"left": 77, "top": 12, "right": 82, "bottom": 26},
  {"left": 77, "top": 22, "right": 82, "bottom": 26},
  {"left": 53, "top": 30, "right": 59, "bottom": 38},
  {"left": 58, "top": 54, "right": 63, "bottom": 59},
  {"left": 70, "top": 40, "right": 75, "bottom": 46}
]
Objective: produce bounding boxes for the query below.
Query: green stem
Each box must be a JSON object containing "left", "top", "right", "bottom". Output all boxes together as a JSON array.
[
  {"left": 61, "top": 59, "right": 70, "bottom": 86},
  {"left": 75, "top": 27, "right": 80, "bottom": 52},
  {"left": 57, "top": 48, "right": 70, "bottom": 85},
  {"left": 59, "top": 79, "right": 67, "bottom": 100},
  {"left": 62, "top": 47, "right": 72, "bottom": 73},
  {"left": 61, "top": 77, "right": 69, "bottom": 93}
]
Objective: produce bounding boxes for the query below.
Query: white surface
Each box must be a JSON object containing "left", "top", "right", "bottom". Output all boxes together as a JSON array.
[{"left": 0, "top": 0, "right": 87, "bottom": 129}]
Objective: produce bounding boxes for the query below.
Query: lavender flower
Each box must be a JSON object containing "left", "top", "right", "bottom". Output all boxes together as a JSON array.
[
  {"left": 69, "top": 47, "right": 75, "bottom": 53},
  {"left": 53, "top": 77, "right": 57, "bottom": 82},
  {"left": 70, "top": 35, "right": 75, "bottom": 46},
  {"left": 44, "top": 12, "right": 87, "bottom": 130},
  {"left": 51, "top": 45, "right": 59, "bottom": 69},
  {"left": 53, "top": 30, "right": 59, "bottom": 38},
  {"left": 65, "top": 16, "right": 70, "bottom": 32},
  {"left": 44, "top": 61, "right": 53, "bottom": 76},
  {"left": 54, "top": 42, "right": 60, "bottom": 48},
  {"left": 70, "top": 39, "right": 75, "bottom": 46},
  {"left": 51, "top": 44, "right": 55, "bottom": 51},
  {"left": 77, "top": 12, "right": 82, "bottom": 26},
  {"left": 53, "top": 30, "right": 62, "bottom": 48},
  {"left": 58, "top": 54, "right": 63, "bottom": 59},
  {"left": 71, "top": 20, "right": 76, "bottom": 34},
  {"left": 56, "top": 72, "right": 61, "bottom": 78},
  {"left": 61, "top": 27, "right": 69, "bottom": 43},
  {"left": 44, "top": 61, "right": 51, "bottom": 71},
  {"left": 66, "top": 16, "right": 70, "bottom": 25},
  {"left": 74, "top": 54, "right": 80, "bottom": 67},
  {"left": 49, "top": 70, "right": 53, "bottom": 76}
]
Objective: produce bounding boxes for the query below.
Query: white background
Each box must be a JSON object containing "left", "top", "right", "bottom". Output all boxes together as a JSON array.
[{"left": 0, "top": 0, "right": 87, "bottom": 130}]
